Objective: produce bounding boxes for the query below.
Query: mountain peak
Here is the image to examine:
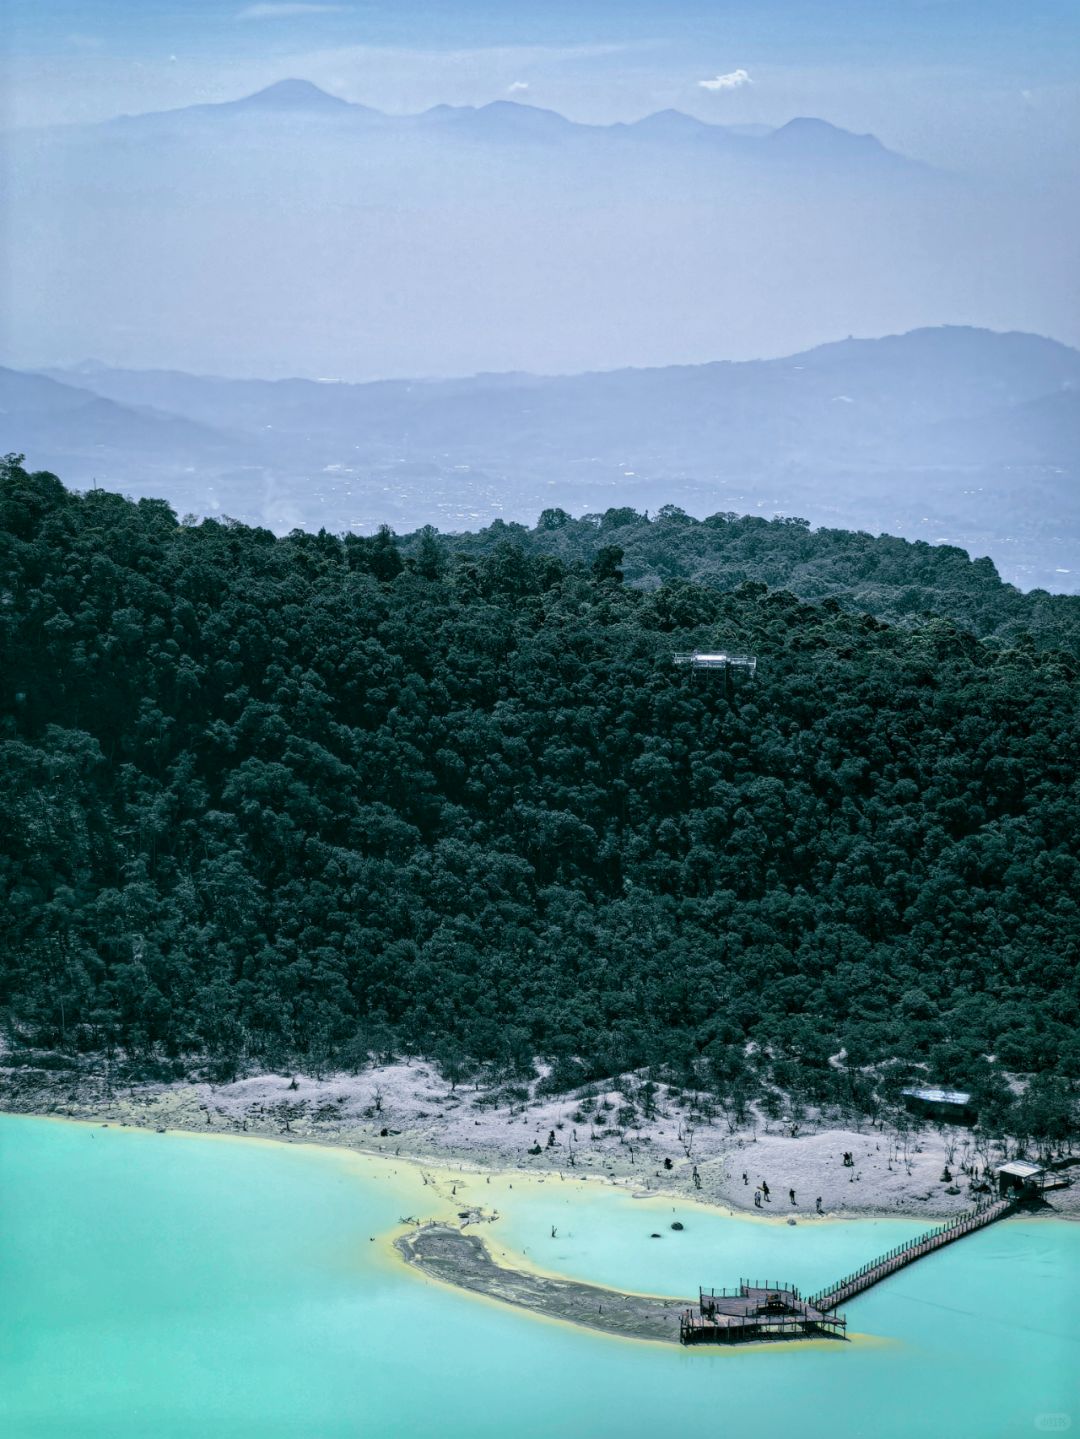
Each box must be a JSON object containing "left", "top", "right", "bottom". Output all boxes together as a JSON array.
[
  {"left": 238, "top": 79, "right": 350, "bottom": 110},
  {"left": 417, "top": 100, "right": 577, "bottom": 137},
  {"left": 630, "top": 109, "right": 713, "bottom": 138},
  {"left": 770, "top": 117, "right": 886, "bottom": 153}
]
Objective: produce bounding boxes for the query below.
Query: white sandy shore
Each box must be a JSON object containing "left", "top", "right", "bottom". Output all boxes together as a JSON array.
[{"left": 4, "top": 1056, "right": 1073, "bottom": 1220}]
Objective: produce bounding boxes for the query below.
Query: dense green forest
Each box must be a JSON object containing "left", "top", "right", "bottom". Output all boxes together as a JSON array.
[
  {"left": 407, "top": 508, "right": 1080, "bottom": 655},
  {"left": 2, "top": 459, "right": 1078, "bottom": 1132}
]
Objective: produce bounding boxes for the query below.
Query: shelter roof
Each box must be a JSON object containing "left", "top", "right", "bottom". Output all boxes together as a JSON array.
[
  {"left": 901, "top": 1087, "right": 973, "bottom": 1106},
  {"left": 997, "top": 1161, "right": 1044, "bottom": 1179}
]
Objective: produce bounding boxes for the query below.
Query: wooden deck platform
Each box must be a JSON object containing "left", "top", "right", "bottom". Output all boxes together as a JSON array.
[{"left": 680, "top": 1281, "right": 846, "bottom": 1345}]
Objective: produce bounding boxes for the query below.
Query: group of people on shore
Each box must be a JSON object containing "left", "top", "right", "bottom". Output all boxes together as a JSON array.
[{"left": 743, "top": 1171, "right": 824, "bottom": 1214}]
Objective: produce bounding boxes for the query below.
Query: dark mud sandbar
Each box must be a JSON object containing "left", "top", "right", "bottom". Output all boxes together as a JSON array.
[{"left": 395, "top": 1223, "right": 690, "bottom": 1344}]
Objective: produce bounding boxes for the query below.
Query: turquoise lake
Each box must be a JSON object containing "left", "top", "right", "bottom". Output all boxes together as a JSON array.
[{"left": 1, "top": 1114, "right": 1075, "bottom": 1438}]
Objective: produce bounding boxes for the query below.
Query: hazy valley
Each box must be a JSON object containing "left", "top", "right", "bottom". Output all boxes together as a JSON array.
[{"left": 4, "top": 324, "right": 1078, "bottom": 592}]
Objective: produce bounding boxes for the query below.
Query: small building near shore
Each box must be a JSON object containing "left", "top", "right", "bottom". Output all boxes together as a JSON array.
[
  {"left": 900, "top": 1087, "right": 978, "bottom": 1125},
  {"left": 996, "top": 1161, "right": 1048, "bottom": 1198}
]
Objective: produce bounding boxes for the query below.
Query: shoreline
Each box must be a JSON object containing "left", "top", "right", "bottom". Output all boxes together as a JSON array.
[
  {"left": 3, "top": 1056, "right": 1075, "bottom": 1224},
  {"left": 1, "top": 1109, "right": 902, "bottom": 1357}
]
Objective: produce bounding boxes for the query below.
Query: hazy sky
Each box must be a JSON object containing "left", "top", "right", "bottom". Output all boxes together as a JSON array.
[
  {"left": 3, "top": 1, "right": 1078, "bottom": 379},
  {"left": 4, "top": 0, "right": 1078, "bottom": 180}
]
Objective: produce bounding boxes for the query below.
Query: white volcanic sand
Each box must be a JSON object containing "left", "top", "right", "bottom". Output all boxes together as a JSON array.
[{"left": 11, "top": 1058, "right": 1071, "bottom": 1220}]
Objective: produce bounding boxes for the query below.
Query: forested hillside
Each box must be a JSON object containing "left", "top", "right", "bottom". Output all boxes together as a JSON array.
[
  {"left": 2, "top": 460, "right": 1078, "bottom": 1120},
  {"left": 407, "top": 508, "right": 1080, "bottom": 655}
]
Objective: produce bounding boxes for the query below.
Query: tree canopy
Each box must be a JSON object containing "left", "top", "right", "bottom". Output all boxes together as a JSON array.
[
  {"left": 2, "top": 459, "right": 1078, "bottom": 1107},
  {"left": 410, "top": 507, "right": 1080, "bottom": 656}
]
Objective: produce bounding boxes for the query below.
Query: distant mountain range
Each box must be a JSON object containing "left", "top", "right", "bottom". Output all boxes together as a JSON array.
[
  {"left": 99, "top": 78, "right": 918, "bottom": 173},
  {"left": 4, "top": 326, "right": 1078, "bottom": 593},
  {"left": 5, "top": 75, "right": 1013, "bottom": 383}
]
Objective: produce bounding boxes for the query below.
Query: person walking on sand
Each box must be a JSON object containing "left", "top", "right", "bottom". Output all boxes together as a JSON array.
[
  {"left": 742, "top": 1171, "right": 748, "bottom": 1185},
  {"left": 816, "top": 1196, "right": 823, "bottom": 1214},
  {"left": 754, "top": 1189, "right": 762, "bottom": 1208},
  {"left": 761, "top": 1181, "right": 770, "bottom": 1201},
  {"left": 789, "top": 1189, "right": 796, "bottom": 1205}
]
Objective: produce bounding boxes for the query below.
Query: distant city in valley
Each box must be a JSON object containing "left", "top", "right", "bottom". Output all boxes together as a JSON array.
[{"left": 4, "top": 325, "right": 1078, "bottom": 593}]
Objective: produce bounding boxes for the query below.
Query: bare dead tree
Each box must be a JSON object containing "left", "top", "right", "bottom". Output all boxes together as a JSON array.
[{"left": 678, "top": 1120, "right": 696, "bottom": 1159}]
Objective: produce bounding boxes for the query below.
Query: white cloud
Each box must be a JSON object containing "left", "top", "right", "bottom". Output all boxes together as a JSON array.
[
  {"left": 506, "top": 80, "right": 530, "bottom": 94},
  {"left": 698, "top": 69, "right": 752, "bottom": 92},
  {"left": 238, "top": 4, "right": 348, "bottom": 20}
]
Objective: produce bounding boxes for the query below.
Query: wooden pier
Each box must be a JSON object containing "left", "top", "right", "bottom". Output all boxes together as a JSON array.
[
  {"left": 807, "top": 1195, "right": 1016, "bottom": 1312},
  {"left": 682, "top": 1196, "right": 1017, "bottom": 1346}
]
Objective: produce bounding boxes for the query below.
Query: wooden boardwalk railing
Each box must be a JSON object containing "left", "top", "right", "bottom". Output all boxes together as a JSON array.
[
  {"left": 682, "top": 1196, "right": 1019, "bottom": 1345},
  {"left": 809, "top": 1196, "right": 1016, "bottom": 1312}
]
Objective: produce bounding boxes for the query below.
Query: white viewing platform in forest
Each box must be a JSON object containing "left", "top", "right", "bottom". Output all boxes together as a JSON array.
[{"left": 673, "top": 649, "right": 757, "bottom": 675}]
